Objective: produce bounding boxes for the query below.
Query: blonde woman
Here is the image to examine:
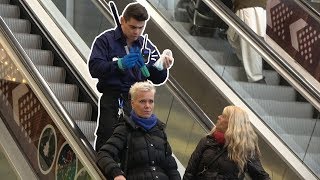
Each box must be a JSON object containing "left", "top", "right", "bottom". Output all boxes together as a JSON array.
[{"left": 183, "top": 106, "right": 270, "bottom": 180}]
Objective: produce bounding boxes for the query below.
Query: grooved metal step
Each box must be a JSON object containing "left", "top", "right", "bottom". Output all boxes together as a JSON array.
[
  {"left": 214, "top": 65, "right": 280, "bottom": 85},
  {"left": 62, "top": 101, "right": 92, "bottom": 122},
  {"left": 25, "top": 49, "right": 54, "bottom": 66},
  {"left": 304, "top": 153, "right": 320, "bottom": 177},
  {"left": 279, "top": 134, "right": 310, "bottom": 158},
  {"left": 0, "top": 4, "right": 20, "bottom": 18},
  {"left": 36, "top": 65, "right": 66, "bottom": 83},
  {"left": 13, "top": 33, "right": 42, "bottom": 49},
  {"left": 0, "top": 0, "right": 10, "bottom": 4},
  {"left": 308, "top": 135, "right": 320, "bottom": 154},
  {"left": 75, "top": 120, "right": 97, "bottom": 146},
  {"left": 246, "top": 98, "right": 314, "bottom": 118},
  {"left": 49, "top": 83, "right": 79, "bottom": 101},
  {"left": 263, "top": 116, "right": 316, "bottom": 135},
  {"left": 3, "top": 18, "right": 31, "bottom": 33},
  {"left": 230, "top": 82, "right": 296, "bottom": 101},
  {"left": 199, "top": 49, "right": 241, "bottom": 67}
]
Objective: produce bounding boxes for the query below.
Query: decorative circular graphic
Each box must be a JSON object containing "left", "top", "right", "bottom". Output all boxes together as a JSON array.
[
  {"left": 75, "top": 167, "right": 91, "bottom": 180},
  {"left": 55, "top": 142, "right": 77, "bottom": 180},
  {"left": 37, "top": 124, "right": 57, "bottom": 174}
]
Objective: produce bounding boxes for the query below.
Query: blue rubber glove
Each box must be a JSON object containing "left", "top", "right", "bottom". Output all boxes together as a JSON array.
[
  {"left": 117, "top": 48, "right": 140, "bottom": 70},
  {"left": 136, "top": 53, "right": 150, "bottom": 77}
]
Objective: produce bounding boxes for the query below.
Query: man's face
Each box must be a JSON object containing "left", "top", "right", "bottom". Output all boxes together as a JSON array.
[
  {"left": 131, "top": 90, "right": 154, "bottom": 118},
  {"left": 121, "top": 17, "right": 146, "bottom": 44}
]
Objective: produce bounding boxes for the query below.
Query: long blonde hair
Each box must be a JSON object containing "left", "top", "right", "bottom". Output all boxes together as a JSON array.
[{"left": 210, "top": 106, "right": 260, "bottom": 175}]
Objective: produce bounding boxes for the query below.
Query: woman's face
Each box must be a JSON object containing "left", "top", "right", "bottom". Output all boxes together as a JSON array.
[
  {"left": 216, "top": 114, "right": 229, "bottom": 132},
  {"left": 131, "top": 90, "right": 154, "bottom": 118}
]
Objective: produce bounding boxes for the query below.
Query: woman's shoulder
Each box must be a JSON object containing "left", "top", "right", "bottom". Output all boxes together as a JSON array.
[
  {"left": 113, "top": 121, "right": 132, "bottom": 136},
  {"left": 203, "top": 134, "right": 215, "bottom": 142},
  {"left": 196, "top": 135, "right": 212, "bottom": 146},
  {"left": 156, "top": 119, "right": 166, "bottom": 129},
  {"left": 200, "top": 135, "right": 222, "bottom": 147}
]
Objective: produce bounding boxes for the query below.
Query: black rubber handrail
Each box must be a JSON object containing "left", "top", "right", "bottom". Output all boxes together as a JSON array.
[{"left": 297, "top": 0, "right": 320, "bottom": 22}]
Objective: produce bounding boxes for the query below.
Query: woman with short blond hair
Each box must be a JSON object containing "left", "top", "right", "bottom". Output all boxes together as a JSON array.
[{"left": 97, "top": 82, "right": 180, "bottom": 180}]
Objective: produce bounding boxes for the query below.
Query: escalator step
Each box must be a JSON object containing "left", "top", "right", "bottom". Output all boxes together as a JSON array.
[
  {"left": 75, "top": 120, "right": 96, "bottom": 146},
  {"left": 0, "top": 4, "right": 19, "bottom": 18},
  {"left": 214, "top": 65, "right": 280, "bottom": 85},
  {"left": 246, "top": 98, "right": 314, "bottom": 118},
  {"left": 304, "top": 153, "right": 320, "bottom": 177},
  {"left": 0, "top": 0, "right": 9, "bottom": 4},
  {"left": 49, "top": 83, "right": 79, "bottom": 101},
  {"left": 62, "top": 101, "right": 92, "bottom": 122},
  {"left": 3, "top": 18, "right": 31, "bottom": 33},
  {"left": 263, "top": 116, "right": 316, "bottom": 135},
  {"left": 25, "top": 49, "right": 53, "bottom": 66},
  {"left": 199, "top": 49, "right": 241, "bottom": 67},
  {"left": 36, "top": 65, "right": 66, "bottom": 83},
  {"left": 279, "top": 134, "right": 310, "bottom": 159},
  {"left": 305, "top": 122, "right": 320, "bottom": 155},
  {"left": 14, "top": 33, "right": 42, "bottom": 49},
  {"left": 230, "top": 81, "right": 296, "bottom": 101}
]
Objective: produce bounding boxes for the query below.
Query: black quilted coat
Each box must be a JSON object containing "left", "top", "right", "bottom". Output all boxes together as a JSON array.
[
  {"left": 183, "top": 135, "right": 270, "bottom": 180},
  {"left": 97, "top": 116, "right": 181, "bottom": 180}
]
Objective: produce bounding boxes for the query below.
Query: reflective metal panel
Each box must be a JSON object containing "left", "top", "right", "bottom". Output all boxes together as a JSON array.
[{"left": 0, "top": 34, "right": 93, "bottom": 180}]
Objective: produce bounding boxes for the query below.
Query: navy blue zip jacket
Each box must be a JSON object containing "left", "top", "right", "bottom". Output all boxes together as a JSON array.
[{"left": 89, "top": 27, "right": 168, "bottom": 93}]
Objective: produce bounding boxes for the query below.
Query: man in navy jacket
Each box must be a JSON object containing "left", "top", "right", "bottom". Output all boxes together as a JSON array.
[{"left": 89, "top": 2, "right": 173, "bottom": 151}]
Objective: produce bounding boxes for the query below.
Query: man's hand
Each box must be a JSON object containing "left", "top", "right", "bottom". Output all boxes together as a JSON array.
[
  {"left": 114, "top": 175, "right": 126, "bottom": 180},
  {"left": 153, "top": 49, "right": 174, "bottom": 71},
  {"left": 117, "top": 47, "right": 140, "bottom": 70},
  {"left": 162, "top": 49, "right": 174, "bottom": 69},
  {"left": 162, "top": 54, "right": 174, "bottom": 69},
  {"left": 136, "top": 53, "right": 150, "bottom": 77}
]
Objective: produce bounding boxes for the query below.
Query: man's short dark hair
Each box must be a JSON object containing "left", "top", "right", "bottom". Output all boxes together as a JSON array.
[{"left": 123, "top": 3, "right": 149, "bottom": 22}]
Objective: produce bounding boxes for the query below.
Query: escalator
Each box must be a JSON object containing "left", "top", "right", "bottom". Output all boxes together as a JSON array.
[
  {"left": 0, "top": 0, "right": 215, "bottom": 178},
  {"left": 0, "top": 0, "right": 209, "bottom": 178},
  {"left": 129, "top": 0, "right": 320, "bottom": 178},
  {"left": 144, "top": 0, "right": 320, "bottom": 179},
  {"left": 0, "top": 0, "right": 319, "bottom": 179},
  {"left": 0, "top": 6, "right": 103, "bottom": 179}
]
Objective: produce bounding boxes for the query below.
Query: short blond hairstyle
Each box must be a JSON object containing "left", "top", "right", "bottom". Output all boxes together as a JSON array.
[{"left": 129, "top": 81, "right": 156, "bottom": 100}]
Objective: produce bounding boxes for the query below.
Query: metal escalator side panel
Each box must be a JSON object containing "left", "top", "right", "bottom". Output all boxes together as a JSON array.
[{"left": 0, "top": 18, "right": 104, "bottom": 180}]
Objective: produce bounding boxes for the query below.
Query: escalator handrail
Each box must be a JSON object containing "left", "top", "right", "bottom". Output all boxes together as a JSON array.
[
  {"left": 297, "top": 0, "right": 320, "bottom": 22},
  {"left": 203, "top": 0, "right": 320, "bottom": 109},
  {"left": 0, "top": 17, "right": 104, "bottom": 180}
]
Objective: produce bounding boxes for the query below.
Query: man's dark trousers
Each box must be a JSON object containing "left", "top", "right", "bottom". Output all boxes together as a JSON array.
[{"left": 95, "top": 90, "right": 131, "bottom": 151}]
